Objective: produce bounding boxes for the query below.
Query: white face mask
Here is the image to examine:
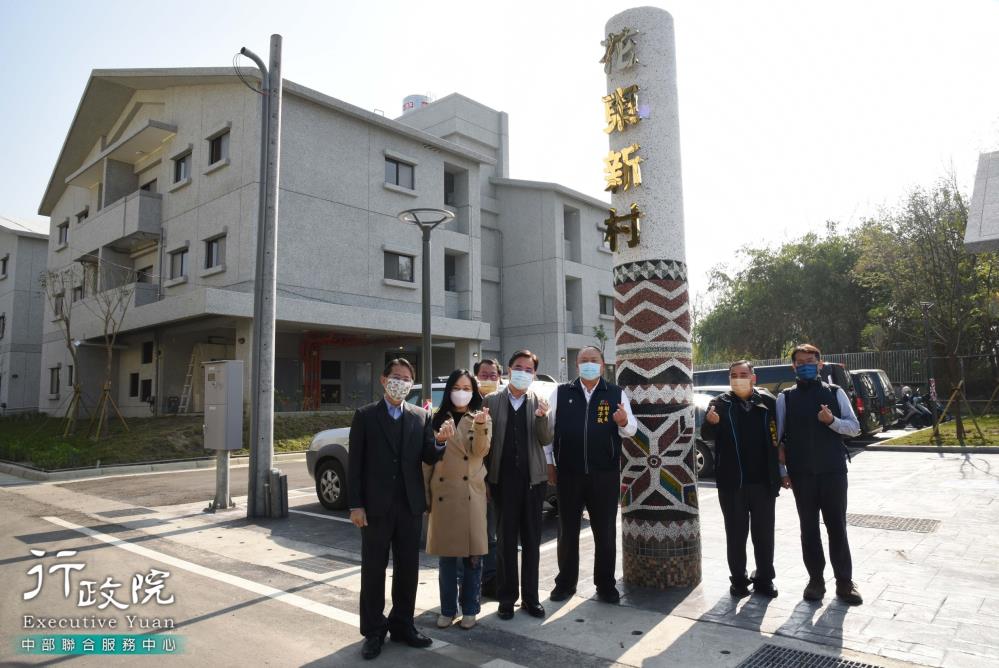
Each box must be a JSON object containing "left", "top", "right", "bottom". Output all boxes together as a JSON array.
[
  {"left": 384, "top": 377, "right": 413, "bottom": 403},
  {"left": 450, "top": 389, "right": 473, "bottom": 407},
  {"left": 509, "top": 370, "right": 534, "bottom": 391},
  {"left": 730, "top": 378, "right": 752, "bottom": 396}
]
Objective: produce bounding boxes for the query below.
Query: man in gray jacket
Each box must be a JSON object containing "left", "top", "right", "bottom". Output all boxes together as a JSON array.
[{"left": 483, "top": 350, "right": 553, "bottom": 620}]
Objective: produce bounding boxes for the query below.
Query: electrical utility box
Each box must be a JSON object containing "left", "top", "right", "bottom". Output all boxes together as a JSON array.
[{"left": 203, "top": 360, "right": 244, "bottom": 451}]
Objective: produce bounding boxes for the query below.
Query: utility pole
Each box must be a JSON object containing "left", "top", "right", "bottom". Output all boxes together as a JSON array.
[
  {"left": 920, "top": 301, "right": 938, "bottom": 438},
  {"left": 241, "top": 35, "right": 283, "bottom": 518}
]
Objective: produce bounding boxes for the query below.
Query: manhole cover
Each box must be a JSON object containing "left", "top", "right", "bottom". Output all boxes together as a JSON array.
[
  {"left": 737, "top": 645, "right": 884, "bottom": 667},
  {"left": 97, "top": 508, "right": 154, "bottom": 518},
  {"left": 846, "top": 514, "right": 940, "bottom": 533},
  {"left": 283, "top": 554, "right": 358, "bottom": 574}
]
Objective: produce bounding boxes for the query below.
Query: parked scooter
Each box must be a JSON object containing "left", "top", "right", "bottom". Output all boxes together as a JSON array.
[
  {"left": 895, "top": 386, "right": 934, "bottom": 428},
  {"left": 919, "top": 387, "right": 950, "bottom": 424}
]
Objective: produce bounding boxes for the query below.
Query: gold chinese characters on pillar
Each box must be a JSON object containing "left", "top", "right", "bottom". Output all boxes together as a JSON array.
[
  {"left": 603, "top": 204, "right": 641, "bottom": 252},
  {"left": 600, "top": 28, "right": 644, "bottom": 248},
  {"left": 604, "top": 143, "right": 642, "bottom": 192}
]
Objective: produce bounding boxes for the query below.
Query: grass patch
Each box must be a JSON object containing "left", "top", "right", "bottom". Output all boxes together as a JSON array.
[
  {"left": 0, "top": 412, "right": 352, "bottom": 470},
  {"left": 882, "top": 414, "right": 999, "bottom": 446}
]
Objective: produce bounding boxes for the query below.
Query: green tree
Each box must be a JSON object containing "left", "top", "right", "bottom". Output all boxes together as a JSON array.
[{"left": 694, "top": 224, "right": 870, "bottom": 363}]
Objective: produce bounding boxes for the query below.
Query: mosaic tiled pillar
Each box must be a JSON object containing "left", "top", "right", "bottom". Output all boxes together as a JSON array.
[{"left": 606, "top": 7, "right": 701, "bottom": 588}]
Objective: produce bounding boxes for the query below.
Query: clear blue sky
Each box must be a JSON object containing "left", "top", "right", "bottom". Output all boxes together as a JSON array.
[{"left": 3, "top": 0, "right": 999, "bottom": 301}]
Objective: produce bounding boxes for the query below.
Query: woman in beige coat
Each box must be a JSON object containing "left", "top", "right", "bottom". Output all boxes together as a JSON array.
[{"left": 425, "top": 369, "right": 492, "bottom": 630}]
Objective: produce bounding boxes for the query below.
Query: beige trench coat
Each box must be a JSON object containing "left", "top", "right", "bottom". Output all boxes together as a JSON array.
[{"left": 424, "top": 411, "right": 492, "bottom": 557}]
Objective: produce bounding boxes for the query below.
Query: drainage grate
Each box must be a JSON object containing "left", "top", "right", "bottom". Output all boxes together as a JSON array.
[
  {"left": 737, "top": 644, "right": 884, "bottom": 667},
  {"left": 846, "top": 513, "right": 940, "bottom": 533},
  {"left": 282, "top": 554, "right": 358, "bottom": 574},
  {"left": 97, "top": 508, "right": 154, "bottom": 518}
]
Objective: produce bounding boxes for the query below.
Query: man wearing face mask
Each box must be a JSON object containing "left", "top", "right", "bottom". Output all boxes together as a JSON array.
[
  {"left": 548, "top": 346, "right": 637, "bottom": 605},
  {"left": 348, "top": 359, "right": 448, "bottom": 660},
  {"left": 702, "top": 361, "right": 785, "bottom": 598},
  {"left": 777, "top": 344, "right": 863, "bottom": 606},
  {"left": 482, "top": 350, "right": 553, "bottom": 620},
  {"left": 473, "top": 358, "right": 502, "bottom": 598}
]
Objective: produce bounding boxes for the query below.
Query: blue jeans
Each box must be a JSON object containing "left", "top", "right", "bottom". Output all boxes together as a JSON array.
[{"left": 439, "top": 556, "right": 482, "bottom": 617}]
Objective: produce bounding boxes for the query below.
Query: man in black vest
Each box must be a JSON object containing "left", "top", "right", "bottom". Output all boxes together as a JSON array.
[
  {"left": 777, "top": 344, "right": 863, "bottom": 606},
  {"left": 702, "top": 360, "right": 786, "bottom": 598},
  {"left": 482, "top": 350, "right": 553, "bottom": 620},
  {"left": 548, "top": 346, "right": 636, "bottom": 604},
  {"left": 348, "top": 358, "right": 447, "bottom": 660}
]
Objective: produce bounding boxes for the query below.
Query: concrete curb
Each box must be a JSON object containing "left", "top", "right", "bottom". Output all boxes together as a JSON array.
[
  {"left": 0, "top": 451, "right": 308, "bottom": 482},
  {"left": 866, "top": 444, "right": 999, "bottom": 453}
]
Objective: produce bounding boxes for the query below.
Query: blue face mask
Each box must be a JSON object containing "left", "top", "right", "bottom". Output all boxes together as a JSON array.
[
  {"left": 509, "top": 370, "right": 534, "bottom": 390},
  {"left": 579, "top": 362, "right": 602, "bottom": 381},
  {"left": 795, "top": 363, "right": 819, "bottom": 381}
]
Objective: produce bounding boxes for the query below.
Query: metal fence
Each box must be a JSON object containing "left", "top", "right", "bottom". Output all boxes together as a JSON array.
[{"left": 697, "top": 349, "right": 927, "bottom": 386}]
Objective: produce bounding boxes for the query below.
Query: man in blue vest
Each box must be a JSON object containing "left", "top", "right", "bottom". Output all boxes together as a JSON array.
[
  {"left": 777, "top": 343, "right": 863, "bottom": 605},
  {"left": 547, "top": 346, "right": 637, "bottom": 604}
]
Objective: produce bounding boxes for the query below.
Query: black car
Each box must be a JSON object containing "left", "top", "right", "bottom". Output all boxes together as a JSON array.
[
  {"left": 849, "top": 371, "right": 884, "bottom": 436},
  {"left": 852, "top": 369, "right": 897, "bottom": 430}
]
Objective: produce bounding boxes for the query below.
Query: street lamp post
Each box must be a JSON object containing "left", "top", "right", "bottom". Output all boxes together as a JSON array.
[{"left": 398, "top": 208, "right": 454, "bottom": 405}]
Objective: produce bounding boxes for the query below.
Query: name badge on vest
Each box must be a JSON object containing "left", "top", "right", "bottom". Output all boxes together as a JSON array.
[{"left": 597, "top": 399, "right": 610, "bottom": 424}]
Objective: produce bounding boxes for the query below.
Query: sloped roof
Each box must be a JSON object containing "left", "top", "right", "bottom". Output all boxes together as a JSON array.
[{"left": 39, "top": 68, "right": 496, "bottom": 215}]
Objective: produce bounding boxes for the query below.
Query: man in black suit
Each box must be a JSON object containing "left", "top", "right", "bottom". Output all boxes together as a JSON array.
[{"left": 348, "top": 358, "right": 447, "bottom": 660}]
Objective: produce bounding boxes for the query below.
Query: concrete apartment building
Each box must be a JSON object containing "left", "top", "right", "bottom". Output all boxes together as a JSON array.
[
  {"left": 0, "top": 221, "right": 48, "bottom": 414},
  {"left": 37, "top": 68, "right": 615, "bottom": 417}
]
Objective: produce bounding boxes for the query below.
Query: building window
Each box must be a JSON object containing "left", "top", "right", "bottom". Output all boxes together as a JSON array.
[
  {"left": 140, "top": 179, "right": 157, "bottom": 193},
  {"left": 0, "top": 254, "right": 7, "bottom": 276},
  {"left": 444, "top": 254, "right": 457, "bottom": 292},
  {"left": 67, "top": 365, "right": 74, "bottom": 386},
  {"left": 444, "top": 172, "right": 456, "bottom": 206},
  {"left": 0, "top": 313, "right": 5, "bottom": 339},
  {"left": 173, "top": 152, "right": 191, "bottom": 183},
  {"left": 170, "top": 249, "right": 188, "bottom": 279},
  {"left": 54, "top": 295, "right": 64, "bottom": 318},
  {"left": 205, "top": 236, "right": 225, "bottom": 269},
  {"left": 141, "top": 341, "right": 154, "bottom": 364},
  {"left": 383, "top": 251, "right": 414, "bottom": 282},
  {"left": 72, "top": 285, "right": 84, "bottom": 302},
  {"left": 76, "top": 208, "right": 89, "bottom": 224},
  {"left": 129, "top": 373, "right": 139, "bottom": 398},
  {"left": 96, "top": 183, "right": 104, "bottom": 211},
  {"left": 49, "top": 367, "right": 60, "bottom": 395},
  {"left": 141, "top": 378, "right": 153, "bottom": 402},
  {"left": 599, "top": 295, "right": 614, "bottom": 317},
  {"left": 384, "top": 158, "right": 415, "bottom": 189},
  {"left": 136, "top": 266, "right": 153, "bottom": 283},
  {"left": 57, "top": 221, "right": 69, "bottom": 246},
  {"left": 208, "top": 131, "right": 230, "bottom": 165}
]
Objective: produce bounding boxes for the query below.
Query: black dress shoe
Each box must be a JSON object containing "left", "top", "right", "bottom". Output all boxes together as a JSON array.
[
  {"left": 753, "top": 581, "right": 778, "bottom": 598},
  {"left": 549, "top": 586, "right": 575, "bottom": 602},
  {"left": 390, "top": 628, "right": 433, "bottom": 648},
  {"left": 361, "top": 634, "right": 385, "bottom": 660},
  {"left": 729, "top": 582, "right": 751, "bottom": 598},
  {"left": 522, "top": 602, "right": 546, "bottom": 618},
  {"left": 596, "top": 587, "right": 621, "bottom": 604},
  {"left": 497, "top": 604, "right": 514, "bottom": 620}
]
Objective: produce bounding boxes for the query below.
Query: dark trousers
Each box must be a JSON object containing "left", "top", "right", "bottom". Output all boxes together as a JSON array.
[
  {"left": 717, "top": 483, "right": 776, "bottom": 585},
  {"left": 492, "top": 471, "right": 545, "bottom": 607},
  {"left": 554, "top": 469, "right": 620, "bottom": 593},
  {"left": 359, "top": 495, "right": 422, "bottom": 638},
  {"left": 790, "top": 472, "right": 852, "bottom": 582}
]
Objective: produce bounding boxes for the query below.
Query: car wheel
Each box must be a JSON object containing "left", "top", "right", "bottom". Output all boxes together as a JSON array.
[
  {"left": 316, "top": 460, "right": 347, "bottom": 510},
  {"left": 695, "top": 441, "right": 714, "bottom": 478}
]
